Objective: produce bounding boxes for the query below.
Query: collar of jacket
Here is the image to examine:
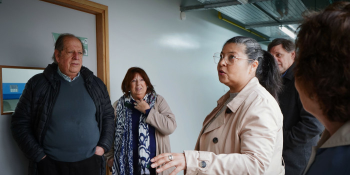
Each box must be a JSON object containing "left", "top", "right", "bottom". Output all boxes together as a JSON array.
[
  {"left": 318, "top": 120, "right": 350, "bottom": 149},
  {"left": 43, "top": 63, "right": 94, "bottom": 88},
  {"left": 283, "top": 62, "right": 295, "bottom": 81},
  {"left": 217, "top": 77, "right": 260, "bottom": 114}
]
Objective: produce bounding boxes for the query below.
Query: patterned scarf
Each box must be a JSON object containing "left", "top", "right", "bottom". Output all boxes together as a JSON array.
[{"left": 112, "top": 91, "right": 157, "bottom": 175}]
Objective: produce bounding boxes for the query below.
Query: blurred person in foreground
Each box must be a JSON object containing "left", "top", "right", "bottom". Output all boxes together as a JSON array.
[{"left": 293, "top": 2, "right": 350, "bottom": 174}]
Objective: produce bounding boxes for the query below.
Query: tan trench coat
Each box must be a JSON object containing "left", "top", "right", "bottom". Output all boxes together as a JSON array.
[
  {"left": 105, "top": 95, "right": 176, "bottom": 175},
  {"left": 184, "top": 77, "right": 284, "bottom": 175}
]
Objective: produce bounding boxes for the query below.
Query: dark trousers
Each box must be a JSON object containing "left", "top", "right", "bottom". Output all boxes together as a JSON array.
[{"left": 37, "top": 154, "right": 101, "bottom": 175}]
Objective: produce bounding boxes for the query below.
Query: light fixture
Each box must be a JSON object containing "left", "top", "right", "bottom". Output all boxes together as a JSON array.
[
  {"left": 287, "top": 25, "right": 297, "bottom": 31},
  {"left": 279, "top": 26, "right": 296, "bottom": 39}
]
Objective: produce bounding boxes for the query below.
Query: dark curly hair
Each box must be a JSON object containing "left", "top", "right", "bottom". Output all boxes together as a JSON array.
[{"left": 294, "top": 2, "right": 350, "bottom": 122}]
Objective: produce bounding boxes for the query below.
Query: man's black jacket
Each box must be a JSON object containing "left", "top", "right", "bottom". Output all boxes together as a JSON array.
[
  {"left": 11, "top": 63, "right": 115, "bottom": 175},
  {"left": 279, "top": 63, "right": 324, "bottom": 175}
]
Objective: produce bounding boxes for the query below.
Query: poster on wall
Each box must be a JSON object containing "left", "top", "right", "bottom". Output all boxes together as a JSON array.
[
  {"left": 1, "top": 67, "right": 44, "bottom": 114},
  {"left": 52, "top": 33, "right": 88, "bottom": 56}
]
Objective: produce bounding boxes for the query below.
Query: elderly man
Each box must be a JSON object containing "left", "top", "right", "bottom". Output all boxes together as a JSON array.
[
  {"left": 268, "top": 38, "right": 324, "bottom": 175},
  {"left": 11, "top": 33, "right": 114, "bottom": 175}
]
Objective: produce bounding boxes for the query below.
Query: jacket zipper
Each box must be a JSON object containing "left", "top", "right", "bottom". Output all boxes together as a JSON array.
[{"left": 85, "top": 83, "right": 102, "bottom": 133}]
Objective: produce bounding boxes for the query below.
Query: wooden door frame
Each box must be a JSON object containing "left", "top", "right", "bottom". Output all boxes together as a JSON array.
[{"left": 41, "top": 0, "right": 110, "bottom": 92}]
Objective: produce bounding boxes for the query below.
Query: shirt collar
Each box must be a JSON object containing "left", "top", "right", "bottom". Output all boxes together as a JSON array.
[
  {"left": 282, "top": 62, "right": 295, "bottom": 80},
  {"left": 319, "top": 120, "right": 350, "bottom": 148},
  {"left": 282, "top": 70, "right": 288, "bottom": 77},
  {"left": 57, "top": 67, "right": 80, "bottom": 82}
]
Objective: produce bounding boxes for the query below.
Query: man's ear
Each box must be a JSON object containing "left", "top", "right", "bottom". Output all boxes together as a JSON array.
[
  {"left": 291, "top": 51, "right": 296, "bottom": 61},
  {"left": 54, "top": 50, "right": 60, "bottom": 63}
]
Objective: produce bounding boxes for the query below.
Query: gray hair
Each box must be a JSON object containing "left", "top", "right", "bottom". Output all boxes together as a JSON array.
[{"left": 52, "top": 33, "right": 85, "bottom": 63}]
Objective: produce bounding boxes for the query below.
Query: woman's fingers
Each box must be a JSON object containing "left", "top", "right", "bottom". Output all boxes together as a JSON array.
[
  {"left": 151, "top": 153, "right": 162, "bottom": 162},
  {"left": 151, "top": 153, "right": 170, "bottom": 167},
  {"left": 156, "top": 159, "right": 177, "bottom": 173},
  {"left": 170, "top": 166, "right": 184, "bottom": 175},
  {"left": 134, "top": 99, "right": 150, "bottom": 114},
  {"left": 151, "top": 153, "right": 186, "bottom": 173}
]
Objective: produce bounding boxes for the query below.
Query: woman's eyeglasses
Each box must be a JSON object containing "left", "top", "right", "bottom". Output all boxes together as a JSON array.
[{"left": 213, "top": 52, "right": 254, "bottom": 65}]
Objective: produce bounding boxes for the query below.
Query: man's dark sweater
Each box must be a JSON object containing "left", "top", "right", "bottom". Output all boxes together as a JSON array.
[{"left": 43, "top": 75, "right": 100, "bottom": 162}]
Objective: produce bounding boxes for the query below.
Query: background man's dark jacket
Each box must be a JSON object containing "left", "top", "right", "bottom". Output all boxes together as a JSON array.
[
  {"left": 11, "top": 63, "right": 115, "bottom": 175},
  {"left": 279, "top": 63, "right": 324, "bottom": 175}
]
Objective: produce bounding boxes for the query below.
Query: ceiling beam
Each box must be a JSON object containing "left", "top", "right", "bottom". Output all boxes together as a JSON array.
[
  {"left": 251, "top": 3, "right": 280, "bottom": 23},
  {"left": 180, "top": 0, "right": 241, "bottom": 12},
  {"left": 245, "top": 20, "right": 302, "bottom": 28},
  {"left": 248, "top": 0, "right": 271, "bottom": 3},
  {"left": 180, "top": 0, "right": 270, "bottom": 12}
]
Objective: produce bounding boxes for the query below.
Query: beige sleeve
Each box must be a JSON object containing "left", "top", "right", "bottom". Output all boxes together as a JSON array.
[
  {"left": 104, "top": 100, "right": 118, "bottom": 161},
  {"left": 146, "top": 95, "right": 177, "bottom": 136}
]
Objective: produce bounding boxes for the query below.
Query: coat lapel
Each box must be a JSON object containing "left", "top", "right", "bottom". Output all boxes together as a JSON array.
[
  {"left": 202, "top": 92, "right": 230, "bottom": 127},
  {"left": 195, "top": 77, "right": 260, "bottom": 150},
  {"left": 226, "top": 77, "right": 259, "bottom": 112},
  {"left": 202, "top": 109, "right": 226, "bottom": 134}
]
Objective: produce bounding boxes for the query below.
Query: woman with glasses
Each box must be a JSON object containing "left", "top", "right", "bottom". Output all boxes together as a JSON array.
[
  {"left": 151, "top": 36, "right": 284, "bottom": 174},
  {"left": 105, "top": 67, "right": 177, "bottom": 175}
]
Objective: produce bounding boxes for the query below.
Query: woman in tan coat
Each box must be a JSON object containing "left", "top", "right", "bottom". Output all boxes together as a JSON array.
[
  {"left": 151, "top": 36, "right": 285, "bottom": 175},
  {"left": 106, "top": 67, "right": 176, "bottom": 175}
]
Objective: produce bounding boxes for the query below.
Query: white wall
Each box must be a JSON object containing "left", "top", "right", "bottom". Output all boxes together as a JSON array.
[
  {"left": 0, "top": 0, "right": 97, "bottom": 174},
  {"left": 0, "top": 0, "right": 269, "bottom": 174}
]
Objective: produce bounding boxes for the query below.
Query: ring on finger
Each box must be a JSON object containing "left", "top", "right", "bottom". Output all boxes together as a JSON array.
[{"left": 168, "top": 154, "right": 173, "bottom": 161}]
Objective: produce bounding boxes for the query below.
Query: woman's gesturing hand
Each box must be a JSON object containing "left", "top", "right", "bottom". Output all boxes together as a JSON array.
[
  {"left": 151, "top": 153, "right": 186, "bottom": 175},
  {"left": 134, "top": 99, "right": 150, "bottom": 114}
]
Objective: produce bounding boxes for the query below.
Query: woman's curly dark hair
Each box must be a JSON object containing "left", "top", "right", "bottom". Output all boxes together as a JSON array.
[{"left": 294, "top": 2, "right": 350, "bottom": 122}]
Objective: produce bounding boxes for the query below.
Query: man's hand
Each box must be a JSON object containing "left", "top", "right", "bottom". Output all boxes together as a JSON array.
[
  {"left": 95, "top": 146, "right": 105, "bottom": 156},
  {"left": 107, "top": 158, "right": 114, "bottom": 171}
]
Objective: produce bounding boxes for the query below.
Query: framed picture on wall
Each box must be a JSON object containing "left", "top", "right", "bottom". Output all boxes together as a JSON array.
[{"left": 0, "top": 65, "right": 44, "bottom": 115}]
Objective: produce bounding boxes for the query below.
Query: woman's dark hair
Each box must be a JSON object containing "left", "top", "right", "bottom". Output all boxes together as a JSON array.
[
  {"left": 224, "top": 36, "right": 282, "bottom": 100},
  {"left": 295, "top": 2, "right": 350, "bottom": 122},
  {"left": 121, "top": 67, "right": 154, "bottom": 97}
]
